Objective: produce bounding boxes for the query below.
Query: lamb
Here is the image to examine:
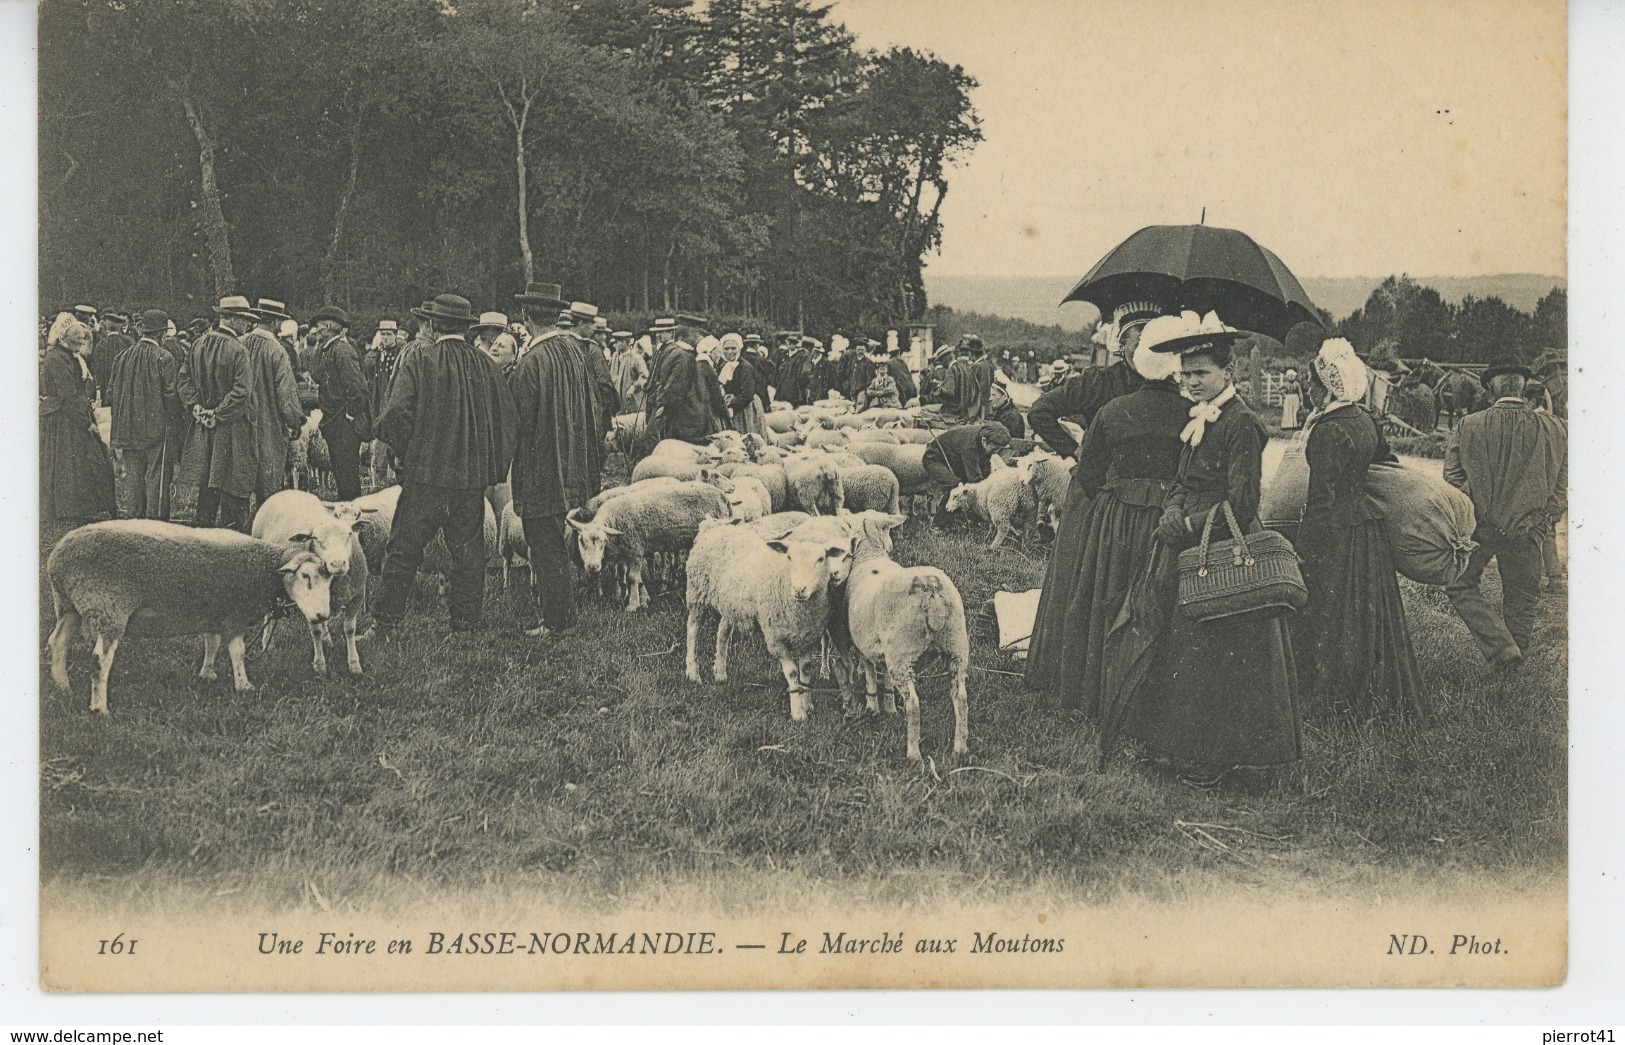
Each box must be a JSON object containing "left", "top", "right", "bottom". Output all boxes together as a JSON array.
[
  {"left": 1020, "top": 452, "right": 1073, "bottom": 531},
  {"left": 569, "top": 479, "right": 730, "bottom": 611},
  {"left": 498, "top": 499, "right": 532, "bottom": 589},
  {"left": 765, "top": 410, "right": 800, "bottom": 434},
  {"left": 802, "top": 428, "right": 850, "bottom": 451},
  {"left": 746, "top": 511, "right": 813, "bottom": 535},
  {"left": 723, "top": 475, "right": 774, "bottom": 521},
  {"left": 785, "top": 454, "right": 845, "bottom": 515},
  {"left": 45, "top": 521, "right": 335, "bottom": 714},
  {"left": 684, "top": 517, "right": 854, "bottom": 721},
  {"left": 768, "top": 428, "right": 804, "bottom": 449},
  {"left": 837, "top": 463, "right": 902, "bottom": 514},
  {"left": 717, "top": 461, "right": 790, "bottom": 511},
  {"left": 841, "top": 511, "right": 970, "bottom": 761},
  {"left": 849, "top": 442, "right": 932, "bottom": 496},
  {"left": 649, "top": 439, "right": 720, "bottom": 463},
  {"left": 290, "top": 410, "right": 329, "bottom": 492},
  {"left": 847, "top": 427, "right": 901, "bottom": 445},
  {"left": 943, "top": 456, "right": 1031, "bottom": 548},
  {"left": 888, "top": 427, "right": 936, "bottom": 445},
  {"left": 251, "top": 491, "right": 375, "bottom": 676}
]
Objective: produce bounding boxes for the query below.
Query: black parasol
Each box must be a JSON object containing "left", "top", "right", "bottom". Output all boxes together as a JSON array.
[{"left": 1062, "top": 224, "right": 1324, "bottom": 342}]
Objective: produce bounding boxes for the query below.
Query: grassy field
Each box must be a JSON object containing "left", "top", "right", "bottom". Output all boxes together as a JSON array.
[{"left": 37, "top": 463, "right": 1567, "bottom": 917}]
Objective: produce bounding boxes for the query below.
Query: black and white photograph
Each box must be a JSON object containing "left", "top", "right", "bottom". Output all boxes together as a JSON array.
[{"left": 28, "top": 0, "right": 1574, "bottom": 993}]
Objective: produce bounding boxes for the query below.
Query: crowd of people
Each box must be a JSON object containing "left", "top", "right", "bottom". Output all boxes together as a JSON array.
[{"left": 40, "top": 287, "right": 1566, "bottom": 786}]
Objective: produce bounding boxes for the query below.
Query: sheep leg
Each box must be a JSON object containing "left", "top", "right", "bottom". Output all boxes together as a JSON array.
[
  {"left": 780, "top": 657, "right": 811, "bottom": 722},
  {"left": 227, "top": 635, "right": 254, "bottom": 692},
  {"left": 502, "top": 557, "right": 510, "bottom": 591},
  {"left": 200, "top": 634, "right": 222, "bottom": 680},
  {"left": 990, "top": 519, "right": 1009, "bottom": 549},
  {"left": 343, "top": 612, "right": 362, "bottom": 675},
  {"left": 713, "top": 618, "right": 733, "bottom": 683},
  {"left": 309, "top": 620, "right": 329, "bottom": 676},
  {"left": 860, "top": 660, "right": 882, "bottom": 716},
  {"left": 796, "top": 655, "right": 819, "bottom": 716},
  {"left": 625, "top": 558, "right": 645, "bottom": 612},
  {"left": 949, "top": 658, "right": 970, "bottom": 756},
  {"left": 684, "top": 604, "right": 706, "bottom": 683},
  {"left": 880, "top": 662, "right": 898, "bottom": 714},
  {"left": 90, "top": 631, "right": 122, "bottom": 716},
  {"left": 48, "top": 610, "right": 79, "bottom": 692},
  {"left": 896, "top": 668, "right": 923, "bottom": 762}
]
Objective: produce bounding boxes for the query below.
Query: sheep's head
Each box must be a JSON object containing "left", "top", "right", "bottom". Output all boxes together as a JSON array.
[
  {"left": 726, "top": 485, "right": 765, "bottom": 522},
  {"left": 277, "top": 550, "right": 333, "bottom": 624},
  {"left": 742, "top": 433, "right": 769, "bottom": 460},
  {"left": 852, "top": 510, "right": 907, "bottom": 556},
  {"left": 767, "top": 536, "right": 850, "bottom": 601},
  {"left": 944, "top": 484, "right": 971, "bottom": 513},
  {"left": 718, "top": 447, "right": 750, "bottom": 465},
  {"left": 286, "top": 504, "right": 368, "bottom": 577},
  {"left": 567, "top": 518, "right": 623, "bottom": 572}
]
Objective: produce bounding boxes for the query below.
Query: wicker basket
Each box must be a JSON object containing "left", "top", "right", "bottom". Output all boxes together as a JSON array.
[{"left": 1177, "top": 500, "right": 1307, "bottom": 624}]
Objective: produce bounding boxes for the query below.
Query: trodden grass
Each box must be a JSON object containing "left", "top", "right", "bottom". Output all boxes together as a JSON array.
[{"left": 37, "top": 490, "right": 1566, "bottom": 915}]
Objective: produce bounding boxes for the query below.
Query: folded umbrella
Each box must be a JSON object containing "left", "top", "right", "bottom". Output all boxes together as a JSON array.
[{"left": 1063, "top": 224, "right": 1324, "bottom": 342}]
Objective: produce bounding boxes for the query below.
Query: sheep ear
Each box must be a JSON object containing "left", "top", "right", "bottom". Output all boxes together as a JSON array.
[
  {"left": 766, "top": 539, "right": 791, "bottom": 555},
  {"left": 566, "top": 518, "right": 586, "bottom": 531},
  {"left": 349, "top": 520, "right": 363, "bottom": 531},
  {"left": 276, "top": 561, "right": 301, "bottom": 575},
  {"left": 286, "top": 532, "right": 314, "bottom": 543},
  {"left": 601, "top": 526, "right": 624, "bottom": 537},
  {"left": 883, "top": 513, "right": 908, "bottom": 530},
  {"left": 359, "top": 506, "right": 382, "bottom": 515}
]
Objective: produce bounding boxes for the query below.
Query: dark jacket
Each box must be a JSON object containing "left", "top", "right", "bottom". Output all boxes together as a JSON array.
[
  {"left": 1165, "top": 395, "right": 1268, "bottom": 543},
  {"left": 510, "top": 330, "right": 603, "bottom": 517},
  {"left": 1027, "top": 360, "right": 1142, "bottom": 459},
  {"left": 376, "top": 334, "right": 518, "bottom": 491},
  {"left": 107, "top": 335, "right": 179, "bottom": 450},
  {"left": 990, "top": 400, "right": 1027, "bottom": 441},
  {"left": 1072, "top": 382, "right": 1189, "bottom": 504},
  {"left": 1302, "top": 404, "right": 1390, "bottom": 529},
  {"left": 175, "top": 327, "right": 256, "bottom": 498},
  {"left": 1444, "top": 398, "right": 1567, "bottom": 537},
  {"left": 885, "top": 357, "right": 918, "bottom": 405},
  {"left": 312, "top": 333, "right": 371, "bottom": 438},
  {"left": 650, "top": 342, "right": 722, "bottom": 442},
  {"left": 925, "top": 423, "right": 1004, "bottom": 485}
]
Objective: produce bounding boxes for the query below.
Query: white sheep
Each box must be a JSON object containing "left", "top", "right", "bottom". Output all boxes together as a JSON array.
[
  {"left": 888, "top": 427, "right": 936, "bottom": 445},
  {"left": 1021, "top": 452, "right": 1073, "bottom": 532},
  {"left": 630, "top": 454, "right": 721, "bottom": 484},
  {"left": 251, "top": 491, "right": 376, "bottom": 676},
  {"left": 842, "top": 511, "right": 970, "bottom": 761},
  {"left": 802, "top": 428, "right": 850, "bottom": 451},
  {"left": 718, "top": 460, "right": 790, "bottom": 512},
  {"left": 684, "top": 517, "right": 854, "bottom": 721},
  {"left": 785, "top": 454, "right": 845, "bottom": 515},
  {"left": 836, "top": 463, "right": 902, "bottom": 515},
  {"left": 765, "top": 410, "right": 800, "bottom": 434},
  {"left": 723, "top": 475, "right": 774, "bottom": 521},
  {"left": 848, "top": 442, "right": 934, "bottom": 511},
  {"left": 847, "top": 427, "right": 901, "bottom": 445},
  {"left": 499, "top": 499, "right": 532, "bottom": 589},
  {"left": 45, "top": 521, "right": 335, "bottom": 714},
  {"left": 569, "top": 479, "right": 730, "bottom": 611},
  {"left": 944, "top": 457, "right": 1032, "bottom": 548}
]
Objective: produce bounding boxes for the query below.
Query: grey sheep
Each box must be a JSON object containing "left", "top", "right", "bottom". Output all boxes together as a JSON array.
[
  {"left": 786, "top": 454, "right": 845, "bottom": 515},
  {"left": 837, "top": 463, "right": 902, "bottom": 515},
  {"left": 46, "top": 521, "right": 336, "bottom": 714}
]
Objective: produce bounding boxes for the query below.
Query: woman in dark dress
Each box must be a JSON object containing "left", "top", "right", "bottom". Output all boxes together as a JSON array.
[
  {"left": 1024, "top": 301, "right": 1164, "bottom": 696},
  {"left": 1295, "top": 338, "right": 1427, "bottom": 722},
  {"left": 40, "top": 312, "right": 116, "bottom": 526},
  {"left": 1026, "top": 337, "right": 1189, "bottom": 718},
  {"left": 1113, "top": 315, "right": 1301, "bottom": 787}
]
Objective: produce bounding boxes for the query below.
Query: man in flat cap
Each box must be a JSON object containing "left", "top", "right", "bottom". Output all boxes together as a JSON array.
[
  {"left": 373, "top": 293, "right": 517, "bottom": 636},
  {"left": 175, "top": 296, "right": 258, "bottom": 529},
  {"left": 309, "top": 305, "right": 369, "bottom": 501}
]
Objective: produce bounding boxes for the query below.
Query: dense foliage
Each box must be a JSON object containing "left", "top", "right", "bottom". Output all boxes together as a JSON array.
[
  {"left": 1333, "top": 276, "right": 1567, "bottom": 365},
  {"left": 39, "top": 0, "right": 981, "bottom": 331}
]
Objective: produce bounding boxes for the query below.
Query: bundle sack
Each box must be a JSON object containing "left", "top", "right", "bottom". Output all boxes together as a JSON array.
[
  {"left": 1364, "top": 460, "right": 1477, "bottom": 586},
  {"left": 1260, "top": 452, "right": 1476, "bottom": 587}
]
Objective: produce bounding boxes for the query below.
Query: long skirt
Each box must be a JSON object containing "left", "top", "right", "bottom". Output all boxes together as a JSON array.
[
  {"left": 41, "top": 415, "right": 115, "bottom": 525},
  {"left": 730, "top": 399, "right": 768, "bottom": 440},
  {"left": 1024, "top": 482, "right": 1162, "bottom": 719},
  {"left": 1295, "top": 516, "right": 1427, "bottom": 722},
  {"left": 1122, "top": 550, "right": 1302, "bottom": 770},
  {"left": 1281, "top": 394, "right": 1302, "bottom": 429}
]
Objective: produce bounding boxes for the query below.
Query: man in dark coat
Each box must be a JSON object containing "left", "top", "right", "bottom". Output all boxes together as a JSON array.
[
  {"left": 373, "top": 293, "right": 518, "bottom": 635},
  {"left": 883, "top": 340, "right": 918, "bottom": 406},
  {"left": 512, "top": 299, "right": 606, "bottom": 638},
  {"left": 108, "top": 309, "right": 181, "bottom": 519},
  {"left": 175, "top": 296, "right": 257, "bottom": 529},
  {"left": 90, "top": 311, "right": 133, "bottom": 406},
  {"left": 770, "top": 330, "right": 802, "bottom": 405},
  {"left": 242, "top": 299, "right": 306, "bottom": 505},
  {"left": 309, "top": 305, "right": 369, "bottom": 500},
  {"left": 568, "top": 301, "right": 620, "bottom": 440},
  {"left": 987, "top": 380, "right": 1027, "bottom": 441},
  {"left": 922, "top": 421, "right": 1013, "bottom": 509},
  {"left": 648, "top": 317, "right": 723, "bottom": 443}
]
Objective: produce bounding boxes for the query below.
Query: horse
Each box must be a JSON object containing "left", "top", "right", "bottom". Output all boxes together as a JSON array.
[{"left": 1434, "top": 371, "right": 1481, "bottom": 430}]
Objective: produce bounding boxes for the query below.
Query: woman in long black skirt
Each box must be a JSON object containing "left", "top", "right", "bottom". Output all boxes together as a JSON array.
[
  {"left": 1294, "top": 339, "right": 1427, "bottom": 722},
  {"left": 1112, "top": 316, "right": 1301, "bottom": 787}
]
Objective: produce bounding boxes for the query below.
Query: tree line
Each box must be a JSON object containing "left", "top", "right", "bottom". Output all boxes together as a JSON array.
[
  {"left": 39, "top": 0, "right": 982, "bottom": 334},
  {"left": 1330, "top": 275, "right": 1567, "bottom": 366}
]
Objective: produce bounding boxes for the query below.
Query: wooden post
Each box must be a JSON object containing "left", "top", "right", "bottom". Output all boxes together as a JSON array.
[{"left": 1248, "top": 344, "right": 1263, "bottom": 406}]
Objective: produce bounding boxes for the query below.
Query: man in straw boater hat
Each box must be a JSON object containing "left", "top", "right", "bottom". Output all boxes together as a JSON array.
[
  {"left": 308, "top": 304, "right": 369, "bottom": 501},
  {"left": 371, "top": 293, "right": 517, "bottom": 637},
  {"left": 362, "top": 317, "right": 406, "bottom": 487},
  {"left": 771, "top": 329, "right": 806, "bottom": 406},
  {"left": 107, "top": 308, "right": 182, "bottom": 520},
  {"left": 648, "top": 314, "right": 725, "bottom": 443},
  {"left": 240, "top": 297, "right": 307, "bottom": 505},
  {"left": 174, "top": 295, "right": 259, "bottom": 530},
  {"left": 1028, "top": 299, "right": 1167, "bottom": 461},
  {"left": 609, "top": 326, "right": 648, "bottom": 414},
  {"left": 1443, "top": 354, "right": 1568, "bottom": 669},
  {"left": 508, "top": 296, "right": 609, "bottom": 640},
  {"left": 469, "top": 311, "right": 519, "bottom": 374},
  {"left": 566, "top": 300, "right": 620, "bottom": 439},
  {"left": 640, "top": 315, "right": 680, "bottom": 433}
]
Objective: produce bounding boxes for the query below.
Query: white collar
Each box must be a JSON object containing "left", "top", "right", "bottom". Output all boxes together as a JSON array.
[
  {"left": 1494, "top": 396, "right": 1527, "bottom": 406},
  {"left": 435, "top": 333, "right": 468, "bottom": 344}
]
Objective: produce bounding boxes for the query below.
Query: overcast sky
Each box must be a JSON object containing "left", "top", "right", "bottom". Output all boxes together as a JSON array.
[{"left": 831, "top": 0, "right": 1566, "bottom": 280}]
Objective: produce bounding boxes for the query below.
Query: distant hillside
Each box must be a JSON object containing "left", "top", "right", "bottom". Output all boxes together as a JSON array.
[{"left": 924, "top": 273, "right": 1566, "bottom": 329}]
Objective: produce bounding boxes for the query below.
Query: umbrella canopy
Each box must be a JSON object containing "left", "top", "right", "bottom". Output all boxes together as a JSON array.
[{"left": 1063, "top": 224, "right": 1324, "bottom": 342}]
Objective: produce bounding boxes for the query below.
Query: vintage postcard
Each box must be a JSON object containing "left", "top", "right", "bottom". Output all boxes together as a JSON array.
[{"left": 35, "top": 0, "right": 1567, "bottom": 992}]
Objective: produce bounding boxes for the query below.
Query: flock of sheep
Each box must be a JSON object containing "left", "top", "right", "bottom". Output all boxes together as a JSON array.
[{"left": 45, "top": 400, "right": 1075, "bottom": 761}]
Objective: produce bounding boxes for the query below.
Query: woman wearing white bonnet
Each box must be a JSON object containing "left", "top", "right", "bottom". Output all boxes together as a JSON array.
[
  {"left": 1296, "top": 338, "right": 1428, "bottom": 722},
  {"left": 1024, "top": 310, "right": 1191, "bottom": 715},
  {"left": 41, "top": 311, "right": 116, "bottom": 525}
]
